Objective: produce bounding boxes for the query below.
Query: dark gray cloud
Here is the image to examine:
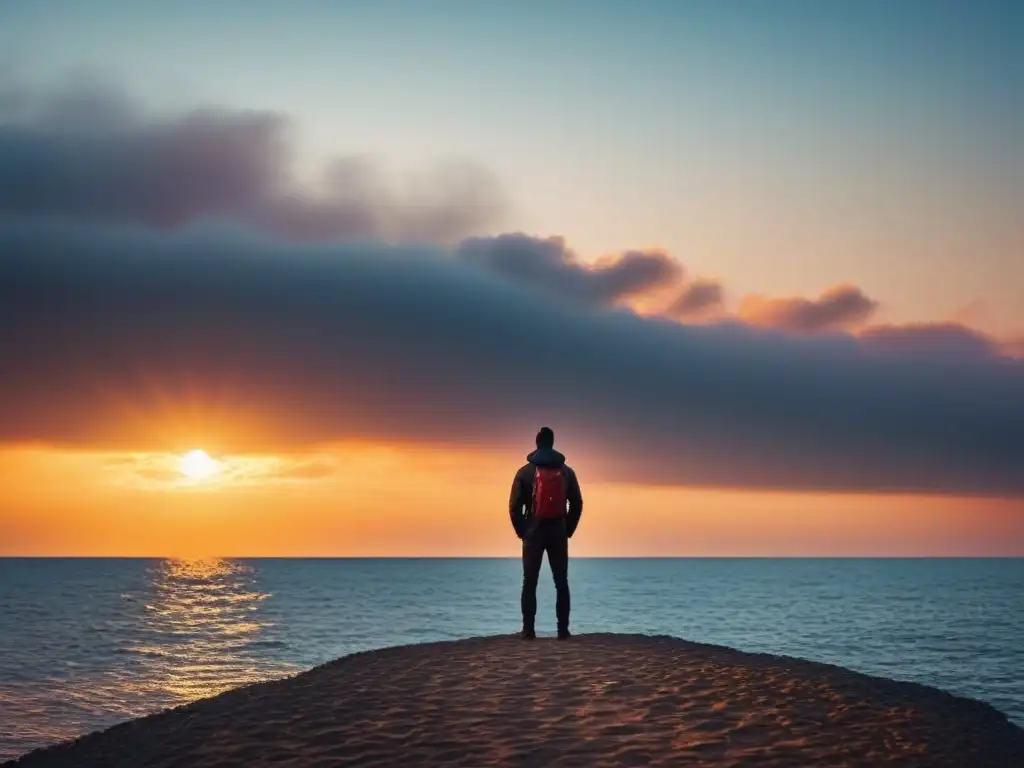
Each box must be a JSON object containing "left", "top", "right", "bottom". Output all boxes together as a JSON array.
[
  {"left": 1, "top": 218, "right": 1022, "bottom": 497},
  {"left": 668, "top": 280, "right": 726, "bottom": 319},
  {"left": 739, "top": 284, "right": 880, "bottom": 333},
  {"left": 0, "top": 79, "right": 504, "bottom": 243},
  {"left": 456, "top": 233, "right": 682, "bottom": 307}
]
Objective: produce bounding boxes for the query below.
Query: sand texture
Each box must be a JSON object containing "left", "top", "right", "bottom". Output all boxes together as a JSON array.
[{"left": 5, "top": 634, "right": 1023, "bottom": 767}]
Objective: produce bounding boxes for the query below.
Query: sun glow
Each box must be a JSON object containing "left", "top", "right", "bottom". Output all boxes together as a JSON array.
[{"left": 179, "top": 449, "right": 220, "bottom": 480}]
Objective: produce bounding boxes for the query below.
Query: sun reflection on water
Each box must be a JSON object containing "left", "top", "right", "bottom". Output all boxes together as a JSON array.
[
  {"left": 0, "top": 558, "right": 303, "bottom": 761},
  {"left": 121, "top": 558, "right": 294, "bottom": 704}
]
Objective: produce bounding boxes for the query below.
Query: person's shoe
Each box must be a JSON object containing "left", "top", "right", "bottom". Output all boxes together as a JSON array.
[
  {"left": 557, "top": 629, "right": 571, "bottom": 640},
  {"left": 520, "top": 628, "right": 536, "bottom": 640}
]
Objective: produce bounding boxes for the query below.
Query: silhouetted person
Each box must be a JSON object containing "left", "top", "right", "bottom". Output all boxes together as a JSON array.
[{"left": 509, "top": 427, "right": 583, "bottom": 640}]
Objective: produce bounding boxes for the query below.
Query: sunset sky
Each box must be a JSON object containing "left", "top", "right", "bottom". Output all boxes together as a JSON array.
[{"left": 1, "top": 0, "right": 1022, "bottom": 556}]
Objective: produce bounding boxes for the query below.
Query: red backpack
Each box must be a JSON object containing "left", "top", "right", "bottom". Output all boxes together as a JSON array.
[{"left": 532, "top": 466, "right": 568, "bottom": 519}]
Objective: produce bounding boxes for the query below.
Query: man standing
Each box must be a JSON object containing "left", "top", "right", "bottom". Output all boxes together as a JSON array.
[{"left": 509, "top": 427, "right": 583, "bottom": 640}]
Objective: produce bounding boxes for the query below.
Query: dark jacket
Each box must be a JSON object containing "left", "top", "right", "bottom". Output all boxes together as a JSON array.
[{"left": 509, "top": 448, "right": 583, "bottom": 540}]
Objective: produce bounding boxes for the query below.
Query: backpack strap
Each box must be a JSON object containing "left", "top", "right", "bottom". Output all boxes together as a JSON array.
[{"left": 530, "top": 465, "right": 539, "bottom": 516}]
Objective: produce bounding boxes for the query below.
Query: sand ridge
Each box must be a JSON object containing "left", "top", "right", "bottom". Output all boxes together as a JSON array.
[{"left": 5, "top": 634, "right": 1023, "bottom": 767}]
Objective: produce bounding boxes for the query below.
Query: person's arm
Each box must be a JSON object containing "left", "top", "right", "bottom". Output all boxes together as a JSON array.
[
  {"left": 509, "top": 470, "right": 526, "bottom": 539},
  {"left": 566, "top": 467, "right": 583, "bottom": 538}
]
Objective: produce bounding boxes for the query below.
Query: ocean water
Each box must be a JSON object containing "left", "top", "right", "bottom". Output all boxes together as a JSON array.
[{"left": 0, "top": 557, "right": 1022, "bottom": 761}]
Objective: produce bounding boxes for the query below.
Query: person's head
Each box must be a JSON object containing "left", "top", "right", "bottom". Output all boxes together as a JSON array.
[{"left": 535, "top": 427, "right": 555, "bottom": 450}]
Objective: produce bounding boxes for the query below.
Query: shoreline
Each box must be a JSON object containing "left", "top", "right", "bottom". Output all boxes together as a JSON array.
[{"left": 6, "top": 634, "right": 1024, "bottom": 767}]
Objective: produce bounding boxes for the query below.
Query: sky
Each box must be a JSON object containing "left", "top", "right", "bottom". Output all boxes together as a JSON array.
[{"left": 1, "top": 0, "right": 1022, "bottom": 556}]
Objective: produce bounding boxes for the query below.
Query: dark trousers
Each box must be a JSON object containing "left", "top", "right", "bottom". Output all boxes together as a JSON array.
[{"left": 521, "top": 519, "right": 570, "bottom": 632}]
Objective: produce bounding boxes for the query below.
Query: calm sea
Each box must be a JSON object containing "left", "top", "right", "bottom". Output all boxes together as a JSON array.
[{"left": 1, "top": 557, "right": 1022, "bottom": 761}]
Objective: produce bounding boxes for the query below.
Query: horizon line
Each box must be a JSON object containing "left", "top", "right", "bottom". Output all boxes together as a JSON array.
[{"left": 2, "top": 555, "right": 1022, "bottom": 561}]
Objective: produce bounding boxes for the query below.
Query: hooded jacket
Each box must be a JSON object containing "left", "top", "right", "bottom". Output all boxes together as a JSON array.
[{"left": 509, "top": 447, "right": 583, "bottom": 540}]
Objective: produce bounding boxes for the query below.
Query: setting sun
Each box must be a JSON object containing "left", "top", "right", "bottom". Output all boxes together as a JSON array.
[{"left": 180, "top": 450, "right": 220, "bottom": 480}]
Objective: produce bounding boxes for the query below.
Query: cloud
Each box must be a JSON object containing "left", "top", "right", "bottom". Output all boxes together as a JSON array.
[
  {"left": 274, "top": 460, "right": 337, "bottom": 480},
  {"left": 102, "top": 451, "right": 338, "bottom": 489},
  {"left": 739, "top": 284, "right": 880, "bottom": 333},
  {"left": 2, "top": 218, "right": 1022, "bottom": 497},
  {"left": 1000, "top": 337, "right": 1024, "bottom": 359},
  {"left": 456, "top": 233, "right": 683, "bottom": 307},
  {"left": 1, "top": 78, "right": 1020, "bottom": 497},
  {"left": 135, "top": 467, "right": 182, "bottom": 483},
  {"left": 667, "top": 280, "right": 726, "bottom": 319},
  {"left": 948, "top": 299, "right": 990, "bottom": 328},
  {"left": 858, "top": 322, "right": 999, "bottom": 360},
  {"left": 0, "top": 77, "right": 504, "bottom": 243}
]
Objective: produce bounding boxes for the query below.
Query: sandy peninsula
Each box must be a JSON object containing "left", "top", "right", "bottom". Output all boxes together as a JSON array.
[{"left": 5, "top": 634, "right": 1023, "bottom": 767}]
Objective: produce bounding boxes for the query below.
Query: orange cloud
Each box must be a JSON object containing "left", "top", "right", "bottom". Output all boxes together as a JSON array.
[
  {"left": 666, "top": 279, "right": 726, "bottom": 320},
  {"left": 738, "top": 284, "right": 879, "bottom": 333}
]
